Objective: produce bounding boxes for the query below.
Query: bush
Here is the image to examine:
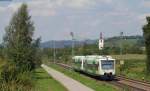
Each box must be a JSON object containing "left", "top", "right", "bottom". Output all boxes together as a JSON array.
[
  {"left": 0, "top": 63, "right": 35, "bottom": 91},
  {"left": 1, "top": 63, "right": 18, "bottom": 82}
]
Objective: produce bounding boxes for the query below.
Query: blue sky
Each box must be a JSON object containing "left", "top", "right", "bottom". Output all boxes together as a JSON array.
[{"left": 0, "top": 0, "right": 150, "bottom": 42}]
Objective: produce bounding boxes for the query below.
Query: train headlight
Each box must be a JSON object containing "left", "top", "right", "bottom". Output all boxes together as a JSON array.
[{"left": 110, "top": 72, "right": 112, "bottom": 75}]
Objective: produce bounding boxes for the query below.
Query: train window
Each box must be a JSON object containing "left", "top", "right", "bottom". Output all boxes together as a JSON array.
[{"left": 101, "top": 60, "right": 114, "bottom": 70}]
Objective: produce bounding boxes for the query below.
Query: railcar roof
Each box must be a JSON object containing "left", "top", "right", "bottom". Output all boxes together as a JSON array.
[
  {"left": 86, "top": 55, "right": 113, "bottom": 59},
  {"left": 72, "top": 56, "right": 85, "bottom": 59},
  {"left": 73, "top": 55, "right": 115, "bottom": 60}
]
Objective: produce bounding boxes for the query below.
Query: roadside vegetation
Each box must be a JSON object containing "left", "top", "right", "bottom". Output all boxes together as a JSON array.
[
  {"left": 34, "top": 68, "right": 68, "bottom": 91},
  {"left": 143, "top": 16, "right": 150, "bottom": 73},
  {"left": 117, "top": 16, "right": 150, "bottom": 81},
  {"left": 116, "top": 59, "right": 149, "bottom": 80},
  {"left": 111, "top": 54, "right": 146, "bottom": 60},
  {"left": 0, "top": 3, "right": 41, "bottom": 91},
  {"left": 0, "top": 3, "right": 68, "bottom": 91}
]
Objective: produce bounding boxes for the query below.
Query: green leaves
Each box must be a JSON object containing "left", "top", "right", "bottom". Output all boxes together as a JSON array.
[
  {"left": 143, "top": 16, "right": 150, "bottom": 73},
  {"left": 2, "top": 3, "right": 41, "bottom": 76},
  {"left": 0, "top": 3, "right": 41, "bottom": 91}
]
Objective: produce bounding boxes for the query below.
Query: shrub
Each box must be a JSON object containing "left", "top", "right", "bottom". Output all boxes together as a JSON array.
[{"left": 0, "top": 63, "right": 35, "bottom": 91}]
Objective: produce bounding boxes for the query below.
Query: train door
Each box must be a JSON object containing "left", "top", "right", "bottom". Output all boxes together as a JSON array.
[
  {"left": 81, "top": 58, "right": 84, "bottom": 70},
  {"left": 98, "top": 59, "right": 102, "bottom": 75}
]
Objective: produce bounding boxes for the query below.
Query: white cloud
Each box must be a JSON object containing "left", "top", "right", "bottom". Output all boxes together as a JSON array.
[
  {"left": 0, "top": 7, "right": 5, "bottom": 12},
  {"left": 138, "top": 13, "right": 150, "bottom": 24},
  {"left": 64, "top": 0, "right": 96, "bottom": 8},
  {"left": 27, "top": 0, "right": 56, "bottom": 16},
  {"left": 27, "top": 0, "right": 97, "bottom": 9},
  {"left": 0, "top": 0, "right": 99, "bottom": 16},
  {"left": 142, "top": 1, "right": 150, "bottom": 8},
  {"left": 99, "top": 0, "right": 112, "bottom": 3},
  {"left": 0, "top": 1, "right": 56, "bottom": 16},
  {"left": 0, "top": 2, "right": 22, "bottom": 13},
  {"left": 7, "top": 2, "right": 22, "bottom": 12}
]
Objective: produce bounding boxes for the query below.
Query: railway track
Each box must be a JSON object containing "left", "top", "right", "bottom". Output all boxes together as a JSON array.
[
  {"left": 55, "top": 63, "right": 150, "bottom": 91},
  {"left": 115, "top": 75, "right": 150, "bottom": 91}
]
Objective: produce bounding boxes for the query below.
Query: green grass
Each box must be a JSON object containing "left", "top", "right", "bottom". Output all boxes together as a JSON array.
[
  {"left": 0, "top": 58, "right": 5, "bottom": 79},
  {"left": 111, "top": 54, "right": 146, "bottom": 60},
  {"left": 34, "top": 68, "right": 68, "bottom": 91},
  {"left": 105, "top": 38, "right": 138, "bottom": 48},
  {"left": 111, "top": 54, "right": 147, "bottom": 80},
  {"left": 48, "top": 64, "right": 117, "bottom": 91},
  {"left": 116, "top": 59, "right": 150, "bottom": 81},
  {"left": 0, "top": 58, "right": 67, "bottom": 91}
]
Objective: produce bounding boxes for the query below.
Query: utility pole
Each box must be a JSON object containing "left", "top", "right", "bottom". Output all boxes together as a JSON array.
[
  {"left": 53, "top": 40, "right": 56, "bottom": 63},
  {"left": 120, "top": 32, "right": 123, "bottom": 55},
  {"left": 119, "top": 32, "right": 124, "bottom": 75},
  {"left": 70, "top": 32, "right": 74, "bottom": 57}
]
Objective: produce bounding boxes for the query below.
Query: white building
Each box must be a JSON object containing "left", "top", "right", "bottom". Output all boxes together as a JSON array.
[{"left": 99, "top": 32, "right": 104, "bottom": 50}]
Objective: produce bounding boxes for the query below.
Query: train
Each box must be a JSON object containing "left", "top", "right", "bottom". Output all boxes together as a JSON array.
[{"left": 72, "top": 55, "right": 116, "bottom": 80}]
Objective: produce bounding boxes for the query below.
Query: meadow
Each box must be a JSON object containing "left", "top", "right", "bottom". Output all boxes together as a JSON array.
[
  {"left": 0, "top": 58, "right": 68, "bottom": 91},
  {"left": 34, "top": 68, "right": 68, "bottom": 91},
  {"left": 112, "top": 54, "right": 150, "bottom": 81},
  {"left": 111, "top": 54, "right": 146, "bottom": 60}
]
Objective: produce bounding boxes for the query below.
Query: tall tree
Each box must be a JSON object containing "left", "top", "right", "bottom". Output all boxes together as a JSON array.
[
  {"left": 143, "top": 16, "right": 150, "bottom": 73},
  {"left": 3, "top": 3, "right": 40, "bottom": 71},
  {"left": 0, "top": 44, "right": 3, "bottom": 58}
]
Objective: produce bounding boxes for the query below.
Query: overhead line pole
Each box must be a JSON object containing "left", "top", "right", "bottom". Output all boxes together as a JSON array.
[
  {"left": 53, "top": 40, "right": 56, "bottom": 63},
  {"left": 70, "top": 32, "right": 74, "bottom": 57},
  {"left": 120, "top": 32, "right": 123, "bottom": 55}
]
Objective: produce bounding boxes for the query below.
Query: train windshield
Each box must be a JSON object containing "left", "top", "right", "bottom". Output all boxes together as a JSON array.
[{"left": 101, "top": 60, "right": 114, "bottom": 70}]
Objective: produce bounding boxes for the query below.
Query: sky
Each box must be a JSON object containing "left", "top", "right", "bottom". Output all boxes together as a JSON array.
[{"left": 0, "top": 0, "right": 150, "bottom": 42}]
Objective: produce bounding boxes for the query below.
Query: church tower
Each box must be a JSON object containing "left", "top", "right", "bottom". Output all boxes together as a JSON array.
[{"left": 99, "top": 32, "right": 104, "bottom": 50}]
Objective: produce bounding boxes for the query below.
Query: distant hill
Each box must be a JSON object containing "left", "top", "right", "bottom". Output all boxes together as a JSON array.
[
  {"left": 40, "top": 40, "right": 97, "bottom": 48},
  {"left": 105, "top": 35, "right": 144, "bottom": 47},
  {"left": 41, "top": 35, "right": 144, "bottom": 48}
]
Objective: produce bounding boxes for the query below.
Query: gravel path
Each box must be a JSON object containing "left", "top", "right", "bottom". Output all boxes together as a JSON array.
[{"left": 41, "top": 64, "right": 94, "bottom": 91}]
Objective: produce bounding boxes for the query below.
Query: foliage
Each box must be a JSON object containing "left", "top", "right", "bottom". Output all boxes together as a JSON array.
[
  {"left": 31, "top": 38, "right": 42, "bottom": 68},
  {"left": 143, "top": 16, "right": 150, "bottom": 73},
  {"left": 0, "top": 3, "right": 41, "bottom": 91},
  {"left": 0, "top": 44, "right": 4, "bottom": 58},
  {"left": 0, "top": 60, "right": 35, "bottom": 91},
  {"left": 3, "top": 3, "right": 41, "bottom": 71},
  {"left": 116, "top": 59, "right": 150, "bottom": 81},
  {"left": 1, "top": 63, "right": 18, "bottom": 82},
  {"left": 111, "top": 54, "right": 146, "bottom": 60}
]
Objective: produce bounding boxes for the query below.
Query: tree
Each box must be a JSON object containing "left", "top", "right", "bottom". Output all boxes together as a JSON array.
[
  {"left": 3, "top": 3, "right": 41, "bottom": 71},
  {"left": 143, "top": 16, "right": 150, "bottom": 73},
  {"left": 0, "top": 44, "right": 4, "bottom": 58}
]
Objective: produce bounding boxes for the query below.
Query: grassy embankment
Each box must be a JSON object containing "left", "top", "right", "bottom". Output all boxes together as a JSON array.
[
  {"left": 111, "top": 54, "right": 146, "bottom": 60},
  {"left": 47, "top": 63, "right": 117, "bottom": 91},
  {"left": 0, "top": 58, "right": 68, "bottom": 91},
  {"left": 112, "top": 54, "right": 150, "bottom": 81},
  {"left": 0, "top": 58, "right": 5, "bottom": 79},
  {"left": 34, "top": 68, "right": 68, "bottom": 91}
]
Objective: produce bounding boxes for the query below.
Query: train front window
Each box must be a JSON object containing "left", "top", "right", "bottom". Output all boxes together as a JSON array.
[{"left": 101, "top": 60, "right": 114, "bottom": 70}]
